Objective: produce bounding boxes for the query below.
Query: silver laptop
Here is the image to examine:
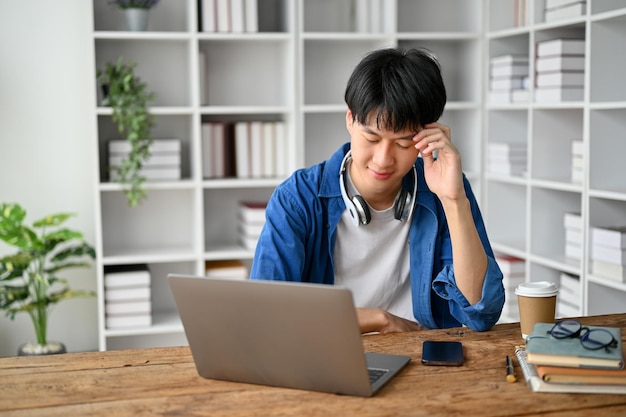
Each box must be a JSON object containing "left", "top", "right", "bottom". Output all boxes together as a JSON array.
[{"left": 168, "top": 274, "right": 411, "bottom": 397}]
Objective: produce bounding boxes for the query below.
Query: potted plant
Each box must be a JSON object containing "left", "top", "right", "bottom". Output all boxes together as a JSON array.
[
  {"left": 110, "top": 0, "right": 161, "bottom": 31},
  {"left": 0, "top": 203, "right": 96, "bottom": 355},
  {"left": 97, "top": 58, "right": 156, "bottom": 207}
]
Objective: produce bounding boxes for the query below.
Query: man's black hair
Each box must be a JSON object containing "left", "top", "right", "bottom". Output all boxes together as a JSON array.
[{"left": 344, "top": 47, "right": 447, "bottom": 133}]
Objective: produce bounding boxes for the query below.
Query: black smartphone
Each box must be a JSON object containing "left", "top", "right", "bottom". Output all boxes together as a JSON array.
[{"left": 421, "top": 340, "right": 464, "bottom": 366}]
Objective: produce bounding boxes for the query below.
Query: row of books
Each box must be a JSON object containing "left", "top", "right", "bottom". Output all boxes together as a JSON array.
[
  {"left": 238, "top": 201, "right": 266, "bottom": 251},
  {"left": 486, "top": 142, "right": 527, "bottom": 176},
  {"left": 516, "top": 320, "right": 625, "bottom": 393},
  {"left": 488, "top": 54, "right": 529, "bottom": 104},
  {"left": 591, "top": 225, "right": 626, "bottom": 282},
  {"left": 352, "top": 0, "right": 385, "bottom": 33},
  {"left": 104, "top": 264, "right": 152, "bottom": 329},
  {"left": 544, "top": 0, "right": 586, "bottom": 23},
  {"left": 199, "top": 0, "right": 258, "bottom": 33},
  {"left": 535, "top": 38, "right": 585, "bottom": 102},
  {"left": 108, "top": 139, "right": 182, "bottom": 182},
  {"left": 201, "top": 121, "right": 289, "bottom": 179}
]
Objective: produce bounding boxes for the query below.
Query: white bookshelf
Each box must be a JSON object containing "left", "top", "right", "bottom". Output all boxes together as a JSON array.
[
  {"left": 485, "top": 0, "right": 626, "bottom": 322},
  {"left": 91, "top": 0, "right": 484, "bottom": 350}
]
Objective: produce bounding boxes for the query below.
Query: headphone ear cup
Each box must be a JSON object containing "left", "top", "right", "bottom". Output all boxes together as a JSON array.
[
  {"left": 352, "top": 195, "right": 371, "bottom": 225},
  {"left": 393, "top": 190, "right": 411, "bottom": 221}
]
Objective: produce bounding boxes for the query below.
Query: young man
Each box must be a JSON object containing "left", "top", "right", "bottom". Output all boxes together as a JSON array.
[{"left": 250, "top": 48, "right": 505, "bottom": 333}]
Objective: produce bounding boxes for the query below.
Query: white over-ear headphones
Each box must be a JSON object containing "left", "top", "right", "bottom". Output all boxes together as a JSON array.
[{"left": 339, "top": 151, "right": 418, "bottom": 227}]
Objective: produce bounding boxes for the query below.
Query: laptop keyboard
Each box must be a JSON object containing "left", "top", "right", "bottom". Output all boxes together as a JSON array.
[{"left": 368, "top": 368, "right": 388, "bottom": 384}]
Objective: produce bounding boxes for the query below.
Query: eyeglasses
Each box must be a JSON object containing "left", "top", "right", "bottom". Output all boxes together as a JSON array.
[{"left": 548, "top": 319, "right": 618, "bottom": 351}]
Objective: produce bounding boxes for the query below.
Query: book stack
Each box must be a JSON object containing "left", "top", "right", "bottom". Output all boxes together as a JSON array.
[
  {"left": 590, "top": 225, "right": 626, "bottom": 283},
  {"left": 486, "top": 142, "right": 527, "bottom": 176},
  {"left": 104, "top": 264, "right": 152, "bottom": 329},
  {"left": 238, "top": 201, "right": 267, "bottom": 251},
  {"left": 544, "top": 0, "right": 587, "bottom": 23},
  {"left": 201, "top": 121, "right": 288, "bottom": 179},
  {"left": 488, "top": 55, "right": 529, "bottom": 104},
  {"left": 108, "top": 139, "right": 181, "bottom": 181},
  {"left": 515, "top": 322, "right": 626, "bottom": 393},
  {"left": 199, "top": 0, "right": 258, "bottom": 33},
  {"left": 571, "top": 139, "right": 583, "bottom": 184},
  {"left": 557, "top": 273, "right": 581, "bottom": 318},
  {"left": 495, "top": 253, "right": 525, "bottom": 321},
  {"left": 535, "top": 38, "right": 585, "bottom": 103},
  {"left": 564, "top": 212, "right": 582, "bottom": 261},
  {"left": 205, "top": 259, "right": 248, "bottom": 280}
]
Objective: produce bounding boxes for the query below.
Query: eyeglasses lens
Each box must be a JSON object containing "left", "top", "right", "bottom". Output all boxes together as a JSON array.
[
  {"left": 580, "top": 329, "right": 616, "bottom": 350},
  {"left": 551, "top": 320, "right": 580, "bottom": 338}
]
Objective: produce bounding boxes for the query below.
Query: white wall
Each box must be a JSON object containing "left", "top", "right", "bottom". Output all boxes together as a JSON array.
[{"left": 0, "top": 1, "right": 98, "bottom": 356}]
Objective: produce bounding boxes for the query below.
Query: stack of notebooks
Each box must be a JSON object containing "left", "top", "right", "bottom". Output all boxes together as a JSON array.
[
  {"left": 108, "top": 139, "right": 182, "bottom": 181},
  {"left": 238, "top": 201, "right": 267, "bottom": 251},
  {"left": 516, "top": 322, "right": 626, "bottom": 393},
  {"left": 486, "top": 142, "right": 527, "bottom": 176},
  {"left": 535, "top": 38, "right": 585, "bottom": 102},
  {"left": 571, "top": 139, "right": 583, "bottom": 184},
  {"left": 544, "top": 0, "right": 587, "bottom": 23},
  {"left": 564, "top": 212, "right": 583, "bottom": 262},
  {"left": 590, "top": 225, "right": 626, "bottom": 283},
  {"left": 104, "top": 264, "right": 152, "bottom": 329},
  {"left": 557, "top": 273, "right": 581, "bottom": 318},
  {"left": 488, "top": 55, "right": 529, "bottom": 104}
]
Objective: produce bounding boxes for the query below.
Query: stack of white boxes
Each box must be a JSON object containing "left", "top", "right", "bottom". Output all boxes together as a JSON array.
[
  {"left": 496, "top": 254, "right": 526, "bottom": 321},
  {"left": 108, "top": 139, "right": 181, "bottom": 181},
  {"left": 488, "top": 55, "right": 529, "bottom": 104},
  {"left": 557, "top": 273, "right": 581, "bottom": 318},
  {"left": 486, "top": 142, "right": 527, "bottom": 177},
  {"left": 238, "top": 201, "right": 267, "bottom": 251},
  {"left": 535, "top": 38, "right": 585, "bottom": 103},
  {"left": 544, "top": 0, "right": 587, "bottom": 23},
  {"left": 104, "top": 264, "right": 152, "bottom": 329},
  {"left": 571, "top": 139, "right": 584, "bottom": 184},
  {"left": 590, "top": 225, "right": 626, "bottom": 283},
  {"left": 564, "top": 212, "right": 583, "bottom": 261}
]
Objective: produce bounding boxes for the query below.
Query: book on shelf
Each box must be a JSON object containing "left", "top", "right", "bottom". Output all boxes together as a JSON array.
[
  {"left": 105, "top": 300, "right": 151, "bottom": 316},
  {"left": 545, "top": 0, "right": 584, "bottom": 9},
  {"left": 106, "top": 314, "right": 152, "bottom": 329},
  {"left": 104, "top": 286, "right": 151, "bottom": 302},
  {"left": 244, "top": 0, "right": 258, "bottom": 32},
  {"left": 544, "top": 1, "right": 587, "bottom": 23},
  {"left": 230, "top": 0, "right": 244, "bottom": 33},
  {"left": 199, "top": 0, "right": 217, "bottom": 32},
  {"left": 591, "top": 259, "right": 626, "bottom": 283},
  {"left": 556, "top": 300, "right": 581, "bottom": 318},
  {"left": 353, "top": 0, "right": 369, "bottom": 33},
  {"left": 262, "top": 122, "right": 276, "bottom": 178},
  {"left": 108, "top": 139, "right": 182, "bottom": 181},
  {"left": 490, "top": 55, "right": 529, "bottom": 67},
  {"left": 526, "top": 322, "right": 624, "bottom": 370},
  {"left": 592, "top": 226, "right": 626, "bottom": 249},
  {"left": 536, "top": 55, "right": 585, "bottom": 72},
  {"left": 239, "top": 201, "right": 267, "bottom": 224},
  {"left": 534, "top": 87, "right": 584, "bottom": 102},
  {"left": 495, "top": 254, "right": 526, "bottom": 276},
  {"left": 559, "top": 272, "right": 581, "bottom": 300},
  {"left": 234, "top": 121, "right": 250, "bottom": 178},
  {"left": 104, "top": 264, "right": 151, "bottom": 288},
  {"left": 515, "top": 347, "right": 626, "bottom": 394},
  {"left": 110, "top": 167, "right": 181, "bottom": 181},
  {"left": 591, "top": 245, "right": 626, "bottom": 265},
  {"left": 490, "top": 64, "right": 529, "bottom": 78},
  {"left": 565, "top": 241, "right": 582, "bottom": 261},
  {"left": 205, "top": 259, "right": 248, "bottom": 280},
  {"left": 514, "top": 0, "right": 530, "bottom": 26},
  {"left": 216, "top": 0, "right": 230, "bottom": 32},
  {"left": 108, "top": 139, "right": 181, "bottom": 154},
  {"left": 249, "top": 121, "right": 264, "bottom": 179},
  {"left": 369, "top": 0, "right": 382, "bottom": 33},
  {"left": 536, "top": 38, "right": 585, "bottom": 57},
  {"left": 536, "top": 71, "right": 584, "bottom": 88},
  {"left": 564, "top": 212, "right": 582, "bottom": 230},
  {"left": 490, "top": 77, "right": 526, "bottom": 91}
]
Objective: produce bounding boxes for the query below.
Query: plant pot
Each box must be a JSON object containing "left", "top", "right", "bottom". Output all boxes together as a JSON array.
[
  {"left": 125, "top": 8, "right": 150, "bottom": 32},
  {"left": 18, "top": 341, "right": 67, "bottom": 356}
]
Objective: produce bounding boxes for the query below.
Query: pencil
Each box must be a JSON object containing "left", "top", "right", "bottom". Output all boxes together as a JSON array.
[{"left": 506, "top": 355, "right": 517, "bottom": 383}]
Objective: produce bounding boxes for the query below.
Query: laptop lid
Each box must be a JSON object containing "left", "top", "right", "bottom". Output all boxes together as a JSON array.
[{"left": 168, "top": 274, "right": 410, "bottom": 397}]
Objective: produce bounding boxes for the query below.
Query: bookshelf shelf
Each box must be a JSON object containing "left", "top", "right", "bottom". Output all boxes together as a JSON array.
[{"left": 485, "top": 0, "right": 626, "bottom": 323}]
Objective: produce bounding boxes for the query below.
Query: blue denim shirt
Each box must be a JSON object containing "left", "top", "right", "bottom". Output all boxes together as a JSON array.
[{"left": 251, "top": 143, "right": 504, "bottom": 331}]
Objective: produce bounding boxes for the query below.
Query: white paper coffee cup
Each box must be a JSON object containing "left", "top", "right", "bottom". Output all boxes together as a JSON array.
[{"left": 515, "top": 281, "right": 559, "bottom": 340}]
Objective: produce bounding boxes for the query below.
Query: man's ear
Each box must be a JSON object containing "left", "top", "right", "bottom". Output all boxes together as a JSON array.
[{"left": 345, "top": 109, "right": 353, "bottom": 129}]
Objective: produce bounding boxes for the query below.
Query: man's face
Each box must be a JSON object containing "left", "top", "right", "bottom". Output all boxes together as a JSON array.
[{"left": 345, "top": 110, "right": 420, "bottom": 209}]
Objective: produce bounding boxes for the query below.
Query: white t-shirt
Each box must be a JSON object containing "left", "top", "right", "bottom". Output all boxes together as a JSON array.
[{"left": 333, "top": 174, "right": 415, "bottom": 322}]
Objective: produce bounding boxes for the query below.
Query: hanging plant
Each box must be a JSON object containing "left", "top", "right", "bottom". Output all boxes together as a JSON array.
[{"left": 97, "top": 58, "right": 156, "bottom": 207}]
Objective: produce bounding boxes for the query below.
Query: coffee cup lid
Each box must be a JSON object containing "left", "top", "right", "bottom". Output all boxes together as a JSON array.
[{"left": 515, "top": 281, "right": 559, "bottom": 297}]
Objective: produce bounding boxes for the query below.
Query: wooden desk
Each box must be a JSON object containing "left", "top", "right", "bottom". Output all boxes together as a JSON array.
[{"left": 2, "top": 314, "right": 626, "bottom": 416}]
